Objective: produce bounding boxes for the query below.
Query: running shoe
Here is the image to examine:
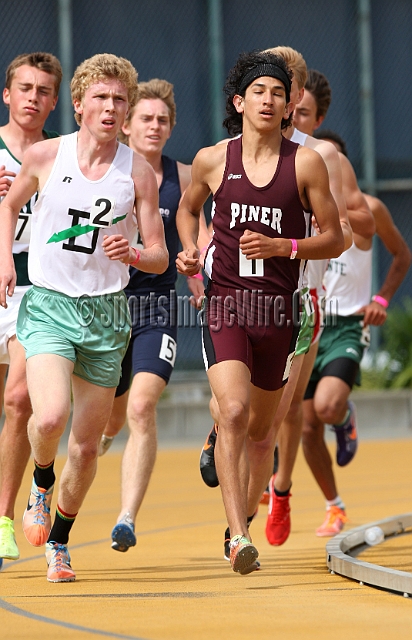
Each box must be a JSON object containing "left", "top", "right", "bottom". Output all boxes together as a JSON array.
[
  {"left": 199, "top": 424, "right": 219, "bottom": 487},
  {"left": 316, "top": 506, "right": 347, "bottom": 537},
  {"left": 111, "top": 512, "right": 136, "bottom": 552},
  {"left": 0, "top": 516, "right": 19, "bottom": 560},
  {"left": 98, "top": 435, "right": 114, "bottom": 457},
  {"left": 265, "top": 475, "right": 291, "bottom": 546},
  {"left": 46, "top": 541, "right": 76, "bottom": 582},
  {"left": 22, "top": 478, "right": 53, "bottom": 547},
  {"left": 224, "top": 525, "right": 260, "bottom": 572},
  {"left": 331, "top": 400, "right": 358, "bottom": 467},
  {"left": 229, "top": 535, "right": 259, "bottom": 575},
  {"left": 224, "top": 526, "right": 231, "bottom": 561}
]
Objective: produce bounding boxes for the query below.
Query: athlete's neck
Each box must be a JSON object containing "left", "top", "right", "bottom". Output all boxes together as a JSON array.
[
  {"left": 282, "top": 124, "right": 295, "bottom": 140},
  {"left": 76, "top": 129, "right": 119, "bottom": 180},
  {"left": 0, "top": 121, "right": 47, "bottom": 162}
]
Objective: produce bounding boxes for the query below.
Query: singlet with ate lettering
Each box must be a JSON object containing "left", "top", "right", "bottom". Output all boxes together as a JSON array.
[{"left": 324, "top": 241, "right": 372, "bottom": 316}]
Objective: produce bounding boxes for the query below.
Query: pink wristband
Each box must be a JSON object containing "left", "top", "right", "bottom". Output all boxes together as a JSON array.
[
  {"left": 188, "top": 272, "right": 203, "bottom": 280},
  {"left": 130, "top": 247, "right": 141, "bottom": 267},
  {"left": 289, "top": 238, "right": 298, "bottom": 260},
  {"left": 372, "top": 295, "right": 389, "bottom": 309}
]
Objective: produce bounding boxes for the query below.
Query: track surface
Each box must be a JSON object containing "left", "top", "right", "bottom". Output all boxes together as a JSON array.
[{"left": 1, "top": 438, "right": 411, "bottom": 639}]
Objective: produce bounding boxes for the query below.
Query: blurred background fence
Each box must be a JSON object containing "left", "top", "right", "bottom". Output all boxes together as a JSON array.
[{"left": 1, "top": 0, "right": 411, "bottom": 370}]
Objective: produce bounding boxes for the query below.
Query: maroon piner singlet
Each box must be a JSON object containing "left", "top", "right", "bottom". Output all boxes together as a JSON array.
[{"left": 204, "top": 135, "right": 311, "bottom": 295}]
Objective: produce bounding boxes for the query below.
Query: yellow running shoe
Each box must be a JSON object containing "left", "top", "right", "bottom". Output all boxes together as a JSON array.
[
  {"left": 0, "top": 516, "right": 19, "bottom": 560},
  {"left": 46, "top": 542, "right": 76, "bottom": 582},
  {"left": 22, "top": 478, "right": 53, "bottom": 547}
]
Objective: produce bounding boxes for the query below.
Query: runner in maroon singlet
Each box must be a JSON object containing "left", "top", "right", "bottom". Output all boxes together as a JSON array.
[{"left": 176, "top": 50, "right": 344, "bottom": 575}]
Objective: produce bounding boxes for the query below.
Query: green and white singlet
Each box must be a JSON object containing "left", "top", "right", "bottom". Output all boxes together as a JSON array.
[
  {"left": 29, "top": 132, "right": 137, "bottom": 296},
  {"left": 0, "top": 131, "right": 58, "bottom": 284}
]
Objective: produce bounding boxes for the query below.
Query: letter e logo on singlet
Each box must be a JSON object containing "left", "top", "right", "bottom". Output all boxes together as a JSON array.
[{"left": 239, "top": 248, "right": 264, "bottom": 277}]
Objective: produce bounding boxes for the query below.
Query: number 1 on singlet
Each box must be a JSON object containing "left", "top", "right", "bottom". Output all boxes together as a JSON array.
[{"left": 239, "top": 248, "right": 264, "bottom": 277}]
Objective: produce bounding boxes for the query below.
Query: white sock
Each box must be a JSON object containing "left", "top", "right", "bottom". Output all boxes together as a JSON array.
[
  {"left": 326, "top": 496, "right": 345, "bottom": 510},
  {"left": 334, "top": 406, "right": 350, "bottom": 428}
]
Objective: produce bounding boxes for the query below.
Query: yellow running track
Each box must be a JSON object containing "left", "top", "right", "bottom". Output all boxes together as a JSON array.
[{"left": 1, "top": 438, "right": 411, "bottom": 640}]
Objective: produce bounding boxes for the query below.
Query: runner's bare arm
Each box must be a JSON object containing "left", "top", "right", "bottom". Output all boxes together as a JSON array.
[
  {"left": 0, "top": 142, "right": 50, "bottom": 306},
  {"left": 357, "top": 194, "right": 412, "bottom": 325},
  {"left": 177, "top": 160, "right": 209, "bottom": 306},
  {"left": 311, "top": 139, "right": 352, "bottom": 250},
  {"left": 176, "top": 145, "right": 223, "bottom": 275},
  {"left": 339, "top": 152, "right": 375, "bottom": 238},
  {"left": 240, "top": 148, "right": 344, "bottom": 261},
  {"left": 104, "top": 153, "right": 168, "bottom": 273}
]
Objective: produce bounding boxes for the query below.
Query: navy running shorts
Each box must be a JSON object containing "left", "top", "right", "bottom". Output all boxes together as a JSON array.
[{"left": 115, "top": 291, "right": 178, "bottom": 396}]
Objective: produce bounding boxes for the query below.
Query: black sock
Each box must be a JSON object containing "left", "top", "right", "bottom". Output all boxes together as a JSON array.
[
  {"left": 48, "top": 506, "right": 77, "bottom": 545},
  {"left": 274, "top": 485, "right": 291, "bottom": 498},
  {"left": 33, "top": 460, "right": 55, "bottom": 491}
]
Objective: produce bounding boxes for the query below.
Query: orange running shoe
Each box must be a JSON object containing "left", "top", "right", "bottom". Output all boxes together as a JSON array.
[
  {"left": 229, "top": 535, "right": 259, "bottom": 575},
  {"left": 265, "top": 475, "right": 291, "bottom": 546},
  {"left": 46, "top": 542, "right": 76, "bottom": 582},
  {"left": 316, "top": 506, "right": 347, "bottom": 537},
  {"left": 22, "top": 478, "right": 53, "bottom": 547}
]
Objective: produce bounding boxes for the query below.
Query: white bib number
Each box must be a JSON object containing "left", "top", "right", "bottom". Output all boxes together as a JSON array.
[
  {"left": 91, "top": 196, "right": 116, "bottom": 227},
  {"left": 159, "top": 334, "right": 177, "bottom": 367},
  {"left": 239, "top": 248, "right": 264, "bottom": 277},
  {"left": 15, "top": 213, "right": 32, "bottom": 244}
]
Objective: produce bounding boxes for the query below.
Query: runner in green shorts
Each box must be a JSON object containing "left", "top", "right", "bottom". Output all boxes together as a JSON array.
[
  {"left": 0, "top": 53, "right": 168, "bottom": 583},
  {"left": 305, "top": 315, "right": 369, "bottom": 394},
  {"left": 17, "top": 286, "right": 131, "bottom": 388}
]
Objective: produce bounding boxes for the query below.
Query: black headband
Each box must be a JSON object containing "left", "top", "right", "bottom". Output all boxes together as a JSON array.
[{"left": 238, "top": 63, "right": 291, "bottom": 102}]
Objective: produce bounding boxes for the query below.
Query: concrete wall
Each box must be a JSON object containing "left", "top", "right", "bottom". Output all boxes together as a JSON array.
[
  {"left": 1, "top": 375, "right": 411, "bottom": 447},
  {"left": 155, "top": 377, "right": 412, "bottom": 444}
]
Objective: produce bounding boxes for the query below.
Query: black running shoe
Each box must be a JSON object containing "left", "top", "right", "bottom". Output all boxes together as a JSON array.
[
  {"left": 331, "top": 400, "right": 358, "bottom": 467},
  {"left": 224, "top": 526, "right": 230, "bottom": 561},
  {"left": 273, "top": 444, "right": 279, "bottom": 475},
  {"left": 199, "top": 424, "right": 219, "bottom": 487}
]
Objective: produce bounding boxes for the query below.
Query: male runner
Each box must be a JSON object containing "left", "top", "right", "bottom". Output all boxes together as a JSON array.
[
  {"left": 97, "top": 78, "right": 207, "bottom": 553},
  {"left": 176, "top": 49, "right": 344, "bottom": 574},
  {"left": 0, "top": 52, "right": 61, "bottom": 566},
  {"left": 0, "top": 53, "right": 168, "bottom": 581}
]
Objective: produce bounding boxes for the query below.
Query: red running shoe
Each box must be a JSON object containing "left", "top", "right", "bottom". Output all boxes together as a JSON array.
[{"left": 265, "top": 475, "right": 291, "bottom": 546}]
